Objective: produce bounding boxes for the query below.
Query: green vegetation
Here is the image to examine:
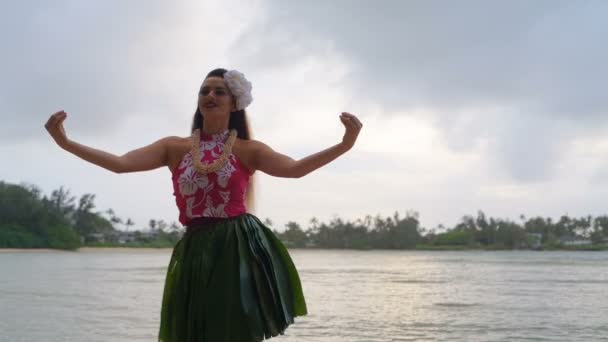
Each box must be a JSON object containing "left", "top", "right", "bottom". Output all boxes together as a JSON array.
[
  {"left": 271, "top": 211, "right": 608, "bottom": 251},
  {"left": 0, "top": 181, "right": 181, "bottom": 250},
  {"left": 2, "top": 181, "right": 608, "bottom": 251},
  {"left": 269, "top": 212, "right": 420, "bottom": 250}
]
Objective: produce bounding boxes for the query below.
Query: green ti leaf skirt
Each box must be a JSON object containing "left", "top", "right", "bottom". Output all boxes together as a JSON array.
[{"left": 158, "top": 214, "right": 307, "bottom": 341}]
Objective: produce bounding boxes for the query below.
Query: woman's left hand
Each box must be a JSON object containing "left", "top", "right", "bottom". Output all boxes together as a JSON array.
[{"left": 339, "top": 112, "right": 363, "bottom": 150}]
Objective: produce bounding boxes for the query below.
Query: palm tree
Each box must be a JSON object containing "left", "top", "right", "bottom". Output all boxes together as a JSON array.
[{"left": 125, "top": 218, "right": 134, "bottom": 232}]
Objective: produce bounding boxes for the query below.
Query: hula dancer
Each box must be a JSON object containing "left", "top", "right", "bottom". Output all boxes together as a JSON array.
[{"left": 44, "top": 68, "right": 363, "bottom": 341}]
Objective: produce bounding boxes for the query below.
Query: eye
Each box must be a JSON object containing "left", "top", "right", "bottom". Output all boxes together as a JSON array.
[
  {"left": 215, "top": 89, "right": 228, "bottom": 96},
  {"left": 199, "top": 89, "right": 210, "bottom": 96}
]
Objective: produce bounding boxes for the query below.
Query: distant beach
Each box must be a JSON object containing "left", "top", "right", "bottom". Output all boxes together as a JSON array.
[
  {"left": 0, "top": 248, "right": 59, "bottom": 253},
  {"left": 0, "top": 247, "right": 171, "bottom": 253}
]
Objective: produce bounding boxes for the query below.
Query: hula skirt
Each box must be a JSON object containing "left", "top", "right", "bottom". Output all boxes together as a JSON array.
[{"left": 158, "top": 214, "right": 307, "bottom": 342}]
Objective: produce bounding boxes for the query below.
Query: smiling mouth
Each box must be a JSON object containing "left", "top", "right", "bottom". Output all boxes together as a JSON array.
[{"left": 204, "top": 103, "right": 217, "bottom": 109}]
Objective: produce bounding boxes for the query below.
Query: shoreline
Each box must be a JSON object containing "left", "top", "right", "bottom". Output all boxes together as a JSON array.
[
  {"left": 78, "top": 247, "right": 172, "bottom": 252},
  {"left": 2, "top": 246, "right": 607, "bottom": 252},
  {"left": 0, "top": 248, "right": 59, "bottom": 253},
  {"left": 0, "top": 247, "right": 173, "bottom": 253}
]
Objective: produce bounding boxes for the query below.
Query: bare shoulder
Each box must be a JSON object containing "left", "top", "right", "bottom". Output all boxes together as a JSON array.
[
  {"left": 163, "top": 135, "right": 191, "bottom": 147},
  {"left": 233, "top": 139, "right": 268, "bottom": 173},
  {"left": 165, "top": 135, "right": 193, "bottom": 172},
  {"left": 235, "top": 138, "right": 266, "bottom": 151}
]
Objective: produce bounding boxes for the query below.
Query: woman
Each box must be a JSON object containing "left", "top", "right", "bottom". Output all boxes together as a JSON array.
[{"left": 44, "top": 68, "right": 362, "bottom": 341}]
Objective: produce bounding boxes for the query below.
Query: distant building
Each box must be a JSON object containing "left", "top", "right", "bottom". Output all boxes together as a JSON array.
[
  {"left": 85, "top": 233, "right": 106, "bottom": 243},
  {"left": 116, "top": 231, "right": 137, "bottom": 244},
  {"left": 559, "top": 236, "right": 592, "bottom": 246},
  {"left": 141, "top": 230, "right": 161, "bottom": 240}
]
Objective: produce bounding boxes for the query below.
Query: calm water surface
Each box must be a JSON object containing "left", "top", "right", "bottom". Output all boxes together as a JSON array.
[{"left": 1, "top": 249, "right": 607, "bottom": 341}]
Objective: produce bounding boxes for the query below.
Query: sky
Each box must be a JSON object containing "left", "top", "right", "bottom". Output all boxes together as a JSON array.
[{"left": 1, "top": 0, "right": 607, "bottom": 232}]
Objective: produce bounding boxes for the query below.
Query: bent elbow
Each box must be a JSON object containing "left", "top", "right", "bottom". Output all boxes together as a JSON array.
[
  {"left": 288, "top": 169, "right": 308, "bottom": 179},
  {"left": 110, "top": 161, "right": 128, "bottom": 174},
  {"left": 274, "top": 169, "right": 304, "bottom": 178}
]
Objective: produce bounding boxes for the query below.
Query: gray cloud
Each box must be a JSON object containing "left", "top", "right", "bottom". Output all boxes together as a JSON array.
[
  {"left": 236, "top": 0, "right": 607, "bottom": 116},
  {"left": 1, "top": 1, "right": 212, "bottom": 141},
  {"left": 233, "top": 0, "right": 608, "bottom": 181}
]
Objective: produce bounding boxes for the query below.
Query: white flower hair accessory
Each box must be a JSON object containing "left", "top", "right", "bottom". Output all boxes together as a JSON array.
[{"left": 224, "top": 70, "right": 253, "bottom": 110}]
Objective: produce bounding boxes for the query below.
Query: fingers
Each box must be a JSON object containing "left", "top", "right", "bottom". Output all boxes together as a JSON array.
[
  {"left": 341, "top": 117, "right": 358, "bottom": 130},
  {"left": 55, "top": 110, "right": 67, "bottom": 122},
  {"left": 44, "top": 111, "right": 70, "bottom": 147},
  {"left": 339, "top": 112, "right": 362, "bottom": 150},
  {"left": 45, "top": 110, "right": 67, "bottom": 128},
  {"left": 340, "top": 112, "right": 362, "bottom": 129},
  {"left": 340, "top": 112, "right": 362, "bottom": 127},
  {"left": 44, "top": 111, "right": 69, "bottom": 145},
  {"left": 339, "top": 115, "right": 356, "bottom": 130}
]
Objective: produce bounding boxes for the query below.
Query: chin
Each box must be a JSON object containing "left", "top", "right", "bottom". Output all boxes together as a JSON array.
[{"left": 201, "top": 109, "right": 230, "bottom": 117}]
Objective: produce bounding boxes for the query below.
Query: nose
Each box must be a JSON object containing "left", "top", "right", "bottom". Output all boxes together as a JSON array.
[{"left": 199, "top": 90, "right": 218, "bottom": 100}]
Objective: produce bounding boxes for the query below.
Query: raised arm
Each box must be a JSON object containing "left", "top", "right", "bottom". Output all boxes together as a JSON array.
[
  {"left": 252, "top": 112, "right": 362, "bottom": 178},
  {"left": 44, "top": 110, "right": 171, "bottom": 173}
]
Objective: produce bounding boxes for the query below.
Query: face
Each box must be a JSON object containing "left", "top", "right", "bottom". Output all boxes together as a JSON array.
[{"left": 198, "top": 77, "right": 236, "bottom": 117}]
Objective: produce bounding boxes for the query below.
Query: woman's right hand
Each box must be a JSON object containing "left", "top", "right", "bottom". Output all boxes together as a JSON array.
[
  {"left": 43, "top": 109, "right": 172, "bottom": 173},
  {"left": 45, "top": 110, "right": 70, "bottom": 148}
]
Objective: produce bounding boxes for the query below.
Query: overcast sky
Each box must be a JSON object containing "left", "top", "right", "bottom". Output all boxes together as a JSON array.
[{"left": 2, "top": 0, "right": 607, "bottom": 231}]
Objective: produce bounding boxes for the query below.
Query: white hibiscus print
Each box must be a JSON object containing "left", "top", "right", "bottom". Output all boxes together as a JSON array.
[
  {"left": 219, "top": 191, "right": 231, "bottom": 204},
  {"left": 178, "top": 153, "right": 193, "bottom": 169},
  {"left": 186, "top": 197, "right": 203, "bottom": 219},
  {"left": 203, "top": 196, "right": 227, "bottom": 217},
  {"left": 178, "top": 167, "right": 209, "bottom": 196},
  {"left": 217, "top": 160, "right": 236, "bottom": 188},
  {"left": 185, "top": 183, "right": 214, "bottom": 218}
]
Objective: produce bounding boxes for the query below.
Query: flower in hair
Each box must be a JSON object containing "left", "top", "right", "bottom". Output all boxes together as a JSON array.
[{"left": 224, "top": 70, "right": 253, "bottom": 110}]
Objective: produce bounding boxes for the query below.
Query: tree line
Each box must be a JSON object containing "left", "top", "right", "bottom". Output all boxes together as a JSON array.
[
  {"left": 270, "top": 211, "right": 608, "bottom": 250},
  {"left": 0, "top": 181, "right": 181, "bottom": 250},
  {"left": 1, "top": 181, "right": 607, "bottom": 250}
]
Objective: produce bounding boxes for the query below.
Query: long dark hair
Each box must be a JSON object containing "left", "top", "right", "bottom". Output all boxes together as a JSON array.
[
  {"left": 190, "top": 68, "right": 251, "bottom": 140},
  {"left": 191, "top": 68, "right": 255, "bottom": 210}
]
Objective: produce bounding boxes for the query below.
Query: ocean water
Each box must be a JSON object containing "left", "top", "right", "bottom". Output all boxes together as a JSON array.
[{"left": 1, "top": 249, "right": 607, "bottom": 341}]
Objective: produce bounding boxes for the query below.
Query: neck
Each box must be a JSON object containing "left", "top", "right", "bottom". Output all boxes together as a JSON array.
[{"left": 202, "top": 116, "right": 229, "bottom": 135}]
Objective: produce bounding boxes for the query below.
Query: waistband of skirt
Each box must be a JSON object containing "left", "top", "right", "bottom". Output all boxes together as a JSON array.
[{"left": 184, "top": 214, "right": 248, "bottom": 234}]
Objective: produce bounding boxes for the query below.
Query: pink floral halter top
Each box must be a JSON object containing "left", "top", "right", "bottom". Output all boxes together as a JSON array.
[{"left": 171, "top": 129, "right": 251, "bottom": 225}]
